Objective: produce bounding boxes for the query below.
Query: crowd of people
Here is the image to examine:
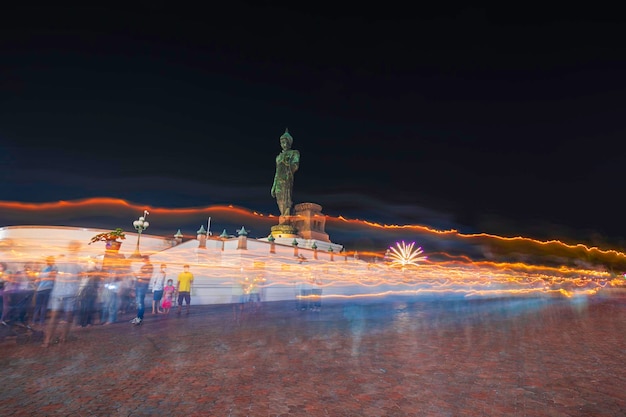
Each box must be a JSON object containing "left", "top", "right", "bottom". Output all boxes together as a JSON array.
[
  {"left": 0, "top": 239, "right": 323, "bottom": 347},
  {"left": 0, "top": 241, "right": 196, "bottom": 347}
]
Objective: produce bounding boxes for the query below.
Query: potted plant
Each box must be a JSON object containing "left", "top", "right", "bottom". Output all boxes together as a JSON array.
[{"left": 89, "top": 228, "right": 126, "bottom": 251}]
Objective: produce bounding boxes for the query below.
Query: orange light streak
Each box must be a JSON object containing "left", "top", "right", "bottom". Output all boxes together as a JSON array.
[
  {"left": 328, "top": 215, "right": 626, "bottom": 259},
  {"left": 2, "top": 197, "right": 626, "bottom": 285}
]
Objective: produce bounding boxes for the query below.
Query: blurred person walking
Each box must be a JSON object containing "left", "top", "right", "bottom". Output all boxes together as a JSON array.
[
  {"left": 231, "top": 276, "right": 247, "bottom": 320},
  {"left": 100, "top": 245, "right": 128, "bottom": 325},
  {"left": 2, "top": 263, "right": 37, "bottom": 325},
  {"left": 248, "top": 275, "right": 263, "bottom": 313},
  {"left": 101, "top": 275, "right": 122, "bottom": 325},
  {"left": 31, "top": 256, "right": 57, "bottom": 326},
  {"left": 151, "top": 263, "right": 166, "bottom": 314},
  {"left": 131, "top": 255, "right": 153, "bottom": 325},
  {"left": 42, "top": 241, "right": 84, "bottom": 347},
  {"left": 0, "top": 262, "right": 8, "bottom": 317},
  {"left": 77, "top": 267, "right": 100, "bottom": 327}
]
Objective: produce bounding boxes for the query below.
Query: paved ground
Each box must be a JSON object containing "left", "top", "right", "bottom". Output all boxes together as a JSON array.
[{"left": 1, "top": 293, "right": 625, "bottom": 417}]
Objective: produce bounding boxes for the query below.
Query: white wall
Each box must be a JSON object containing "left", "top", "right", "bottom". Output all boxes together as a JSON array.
[
  {"left": 2, "top": 226, "right": 413, "bottom": 306},
  {"left": 0, "top": 225, "right": 175, "bottom": 265}
]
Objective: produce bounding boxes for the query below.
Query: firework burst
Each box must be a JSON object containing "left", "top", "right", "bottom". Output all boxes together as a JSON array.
[{"left": 388, "top": 241, "right": 427, "bottom": 268}]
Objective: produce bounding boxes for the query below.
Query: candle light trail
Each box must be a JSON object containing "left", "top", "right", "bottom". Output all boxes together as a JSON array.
[{"left": 0, "top": 197, "right": 624, "bottom": 303}]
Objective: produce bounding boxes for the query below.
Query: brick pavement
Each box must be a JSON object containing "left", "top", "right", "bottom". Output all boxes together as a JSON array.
[{"left": 0, "top": 294, "right": 625, "bottom": 416}]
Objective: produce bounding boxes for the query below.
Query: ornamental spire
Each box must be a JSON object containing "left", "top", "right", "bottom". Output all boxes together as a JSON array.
[{"left": 280, "top": 128, "right": 293, "bottom": 141}]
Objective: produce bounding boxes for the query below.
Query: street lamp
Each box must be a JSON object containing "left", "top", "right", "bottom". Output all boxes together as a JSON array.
[{"left": 132, "top": 210, "right": 150, "bottom": 258}]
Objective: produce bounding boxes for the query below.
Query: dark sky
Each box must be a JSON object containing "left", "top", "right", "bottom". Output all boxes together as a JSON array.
[{"left": 1, "top": 3, "right": 626, "bottom": 249}]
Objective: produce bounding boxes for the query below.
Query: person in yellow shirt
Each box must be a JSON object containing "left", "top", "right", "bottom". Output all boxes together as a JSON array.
[{"left": 176, "top": 264, "right": 194, "bottom": 315}]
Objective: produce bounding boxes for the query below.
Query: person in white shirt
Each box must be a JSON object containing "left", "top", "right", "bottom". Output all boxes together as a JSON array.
[{"left": 152, "top": 263, "right": 166, "bottom": 314}]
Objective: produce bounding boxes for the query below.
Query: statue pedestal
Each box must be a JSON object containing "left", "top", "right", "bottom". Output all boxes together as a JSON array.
[
  {"left": 278, "top": 215, "right": 295, "bottom": 225},
  {"left": 271, "top": 224, "right": 297, "bottom": 239}
]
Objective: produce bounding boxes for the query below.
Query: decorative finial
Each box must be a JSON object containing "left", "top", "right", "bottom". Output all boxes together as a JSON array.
[
  {"left": 280, "top": 128, "right": 293, "bottom": 141},
  {"left": 237, "top": 226, "right": 248, "bottom": 236}
]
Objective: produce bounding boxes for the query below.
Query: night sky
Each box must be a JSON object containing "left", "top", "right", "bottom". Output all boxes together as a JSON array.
[{"left": 2, "top": 3, "right": 626, "bottom": 250}]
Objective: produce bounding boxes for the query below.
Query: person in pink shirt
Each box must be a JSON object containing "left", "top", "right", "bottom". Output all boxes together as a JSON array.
[{"left": 161, "top": 279, "right": 176, "bottom": 315}]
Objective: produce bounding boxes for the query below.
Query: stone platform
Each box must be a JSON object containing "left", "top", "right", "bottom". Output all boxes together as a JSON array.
[{"left": 1, "top": 294, "right": 625, "bottom": 416}]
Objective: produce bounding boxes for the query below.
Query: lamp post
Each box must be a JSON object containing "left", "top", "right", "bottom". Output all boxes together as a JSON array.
[{"left": 132, "top": 210, "right": 150, "bottom": 258}]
